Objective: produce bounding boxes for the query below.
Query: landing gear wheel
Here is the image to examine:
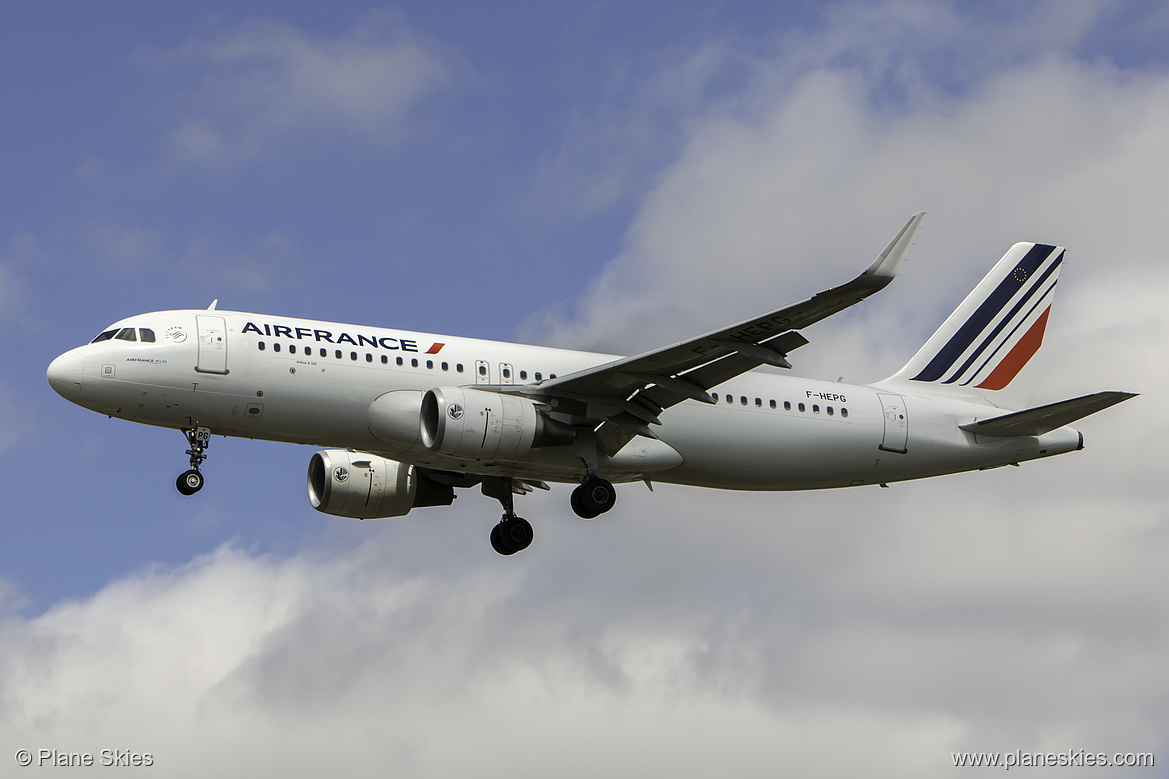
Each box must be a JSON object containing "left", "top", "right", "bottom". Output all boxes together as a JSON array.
[
  {"left": 176, "top": 469, "right": 204, "bottom": 496},
  {"left": 490, "top": 523, "right": 508, "bottom": 555},
  {"left": 483, "top": 477, "right": 535, "bottom": 555},
  {"left": 572, "top": 477, "right": 615, "bottom": 518},
  {"left": 491, "top": 517, "right": 533, "bottom": 556},
  {"left": 177, "top": 426, "right": 211, "bottom": 496},
  {"left": 570, "top": 486, "right": 600, "bottom": 519}
]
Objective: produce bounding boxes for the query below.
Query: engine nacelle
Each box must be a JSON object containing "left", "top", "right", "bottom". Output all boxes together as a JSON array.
[
  {"left": 307, "top": 450, "right": 453, "bottom": 519},
  {"left": 368, "top": 390, "right": 424, "bottom": 449},
  {"left": 420, "top": 387, "right": 575, "bottom": 459}
]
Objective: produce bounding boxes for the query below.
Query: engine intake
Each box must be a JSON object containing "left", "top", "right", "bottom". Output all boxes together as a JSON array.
[
  {"left": 308, "top": 450, "right": 453, "bottom": 519},
  {"left": 420, "top": 387, "right": 574, "bottom": 459}
]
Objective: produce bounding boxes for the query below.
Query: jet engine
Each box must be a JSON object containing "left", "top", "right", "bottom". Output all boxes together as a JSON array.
[
  {"left": 368, "top": 390, "right": 425, "bottom": 449},
  {"left": 420, "top": 387, "right": 575, "bottom": 459},
  {"left": 307, "top": 449, "right": 453, "bottom": 519}
]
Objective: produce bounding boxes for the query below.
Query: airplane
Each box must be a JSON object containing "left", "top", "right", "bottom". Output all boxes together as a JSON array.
[{"left": 47, "top": 213, "right": 1135, "bottom": 555}]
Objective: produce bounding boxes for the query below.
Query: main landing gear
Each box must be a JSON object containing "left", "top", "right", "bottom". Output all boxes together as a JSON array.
[
  {"left": 176, "top": 426, "right": 211, "bottom": 496},
  {"left": 483, "top": 477, "right": 533, "bottom": 556},
  {"left": 570, "top": 476, "right": 616, "bottom": 519},
  {"left": 483, "top": 474, "right": 618, "bottom": 555}
]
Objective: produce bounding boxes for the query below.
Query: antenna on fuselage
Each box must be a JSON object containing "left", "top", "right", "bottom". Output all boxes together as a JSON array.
[{"left": 207, "top": 299, "right": 218, "bottom": 310}]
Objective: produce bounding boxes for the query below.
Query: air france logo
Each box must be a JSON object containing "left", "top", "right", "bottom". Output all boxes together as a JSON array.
[
  {"left": 333, "top": 466, "right": 349, "bottom": 483},
  {"left": 447, "top": 403, "right": 464, "bottom": 421},
  {"left": 165, "top": 326, "right": 187, "bottom": 343},
  {"left": 241, "top": 321, "right": 445, "bottom": 354}
]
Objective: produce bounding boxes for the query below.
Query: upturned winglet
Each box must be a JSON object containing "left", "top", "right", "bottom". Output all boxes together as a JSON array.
[{"left": 864, "top": 211, "right": 926, "bottom": 278}]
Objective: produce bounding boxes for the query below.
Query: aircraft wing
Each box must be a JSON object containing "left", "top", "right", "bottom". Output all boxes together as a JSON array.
[{"left": 514, "top": 212, "right": 926, "bottom": 447}]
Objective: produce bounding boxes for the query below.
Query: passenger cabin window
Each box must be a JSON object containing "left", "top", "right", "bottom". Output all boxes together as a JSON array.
[
  {"left": 139, "top": 328, "right": 156, "bottom": 343},
  {"left": 115, "top": 328, "right": 137, "bottom": 342},
  {"left": 479, "top": 365, "right": 487, "bottom": 376},
  {"left": 91, "top": 329, "right": 118, "bottom": 343}
]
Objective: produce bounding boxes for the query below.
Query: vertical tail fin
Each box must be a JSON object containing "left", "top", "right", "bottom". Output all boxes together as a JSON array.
[{"left": 881, "top": 242, "right": 1064, "bottom": 410}]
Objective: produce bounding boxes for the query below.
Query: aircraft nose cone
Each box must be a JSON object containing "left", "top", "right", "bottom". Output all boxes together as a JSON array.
[{"left": 47, "top": 349, "right": 84, "bottom": 401}]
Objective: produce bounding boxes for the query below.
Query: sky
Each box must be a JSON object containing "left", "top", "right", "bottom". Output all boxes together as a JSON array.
[{"left": 2, "top": 0, "right": 1167, "bottom": 776}]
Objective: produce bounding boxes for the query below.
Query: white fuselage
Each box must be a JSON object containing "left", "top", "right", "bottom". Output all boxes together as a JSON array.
[{"left": 47, "top": 309, "right": 1082, "bottom": 491}]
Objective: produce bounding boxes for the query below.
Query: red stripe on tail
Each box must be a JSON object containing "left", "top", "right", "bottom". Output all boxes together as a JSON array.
[{"left": 976, "top": 307, "right": 1050, "bottom": 391}]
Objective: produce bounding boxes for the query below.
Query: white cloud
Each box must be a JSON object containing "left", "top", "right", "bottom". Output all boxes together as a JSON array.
[
  {"left": 155, "top": 16, "right": 452, "bottom": 166},
  {"left": 2, "top": 452, "right": 1166, "bottom": 778}
]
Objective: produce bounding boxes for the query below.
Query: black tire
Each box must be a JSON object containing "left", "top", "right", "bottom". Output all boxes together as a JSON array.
[
  {"left": 500, "top": 517, "right": 533, "bottom": 552},
  {"left": 490, "top": 523, "right": 514, "bottom": 555},
  {"left": 577, "top": 477, "right": 616, "bottom": 516},
  {"left": 491, "top": 519, "right": 532, "bottom": 555},
  {"left": 570, "top": 485, "right": 601, "bottom": 519},
  {"left": 176, "top": 469, "right": 204, "bottom": 496}
]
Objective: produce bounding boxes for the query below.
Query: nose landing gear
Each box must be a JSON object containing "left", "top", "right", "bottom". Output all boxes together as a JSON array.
[{"left": 176, "top": 426, "right": 211, "bottom": 496}]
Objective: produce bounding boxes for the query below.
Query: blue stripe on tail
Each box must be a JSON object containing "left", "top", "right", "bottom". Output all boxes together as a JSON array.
[{"left": 910, "top": 243, "right": 1057, "bottom": 382}]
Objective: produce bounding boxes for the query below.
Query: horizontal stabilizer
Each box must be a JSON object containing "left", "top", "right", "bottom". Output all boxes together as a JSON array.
[{"left": 959, "top": 391, "right": 1136, "bottom": 437}]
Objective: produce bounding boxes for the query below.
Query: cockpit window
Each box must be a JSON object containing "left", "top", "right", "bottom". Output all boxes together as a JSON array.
[
  {"left": 91, "top": 329, "right": 118, "bottom": 343},
  {"left": 115, "top": 328, "right": 137, "bottom": 342},
  {"left": 139, "top": 328, "right": 156, "bottom": 343}
]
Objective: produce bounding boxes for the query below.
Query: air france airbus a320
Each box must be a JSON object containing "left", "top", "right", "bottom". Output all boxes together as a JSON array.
[{"left": 48, "top": 214, "right": 1134, "bottom": 554}]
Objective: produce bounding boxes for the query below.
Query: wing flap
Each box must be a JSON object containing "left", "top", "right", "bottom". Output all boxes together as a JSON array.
[{"left": 959, "top": 391, "right": 1136, "bottom": 437}]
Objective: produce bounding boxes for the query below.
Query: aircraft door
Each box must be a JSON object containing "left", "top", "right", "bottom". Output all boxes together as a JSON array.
[
  {"left": 195, "top": 315, "right": 229, "bottom": 374},
  {"left": 475, "top": 360, "right": 490, "bottom": 385},
  {"left": 877, "top": 393, "right": 908, "bottom": 453},
  {"left": 499, "top": 363, "right": 514, "bottom": 385}
]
